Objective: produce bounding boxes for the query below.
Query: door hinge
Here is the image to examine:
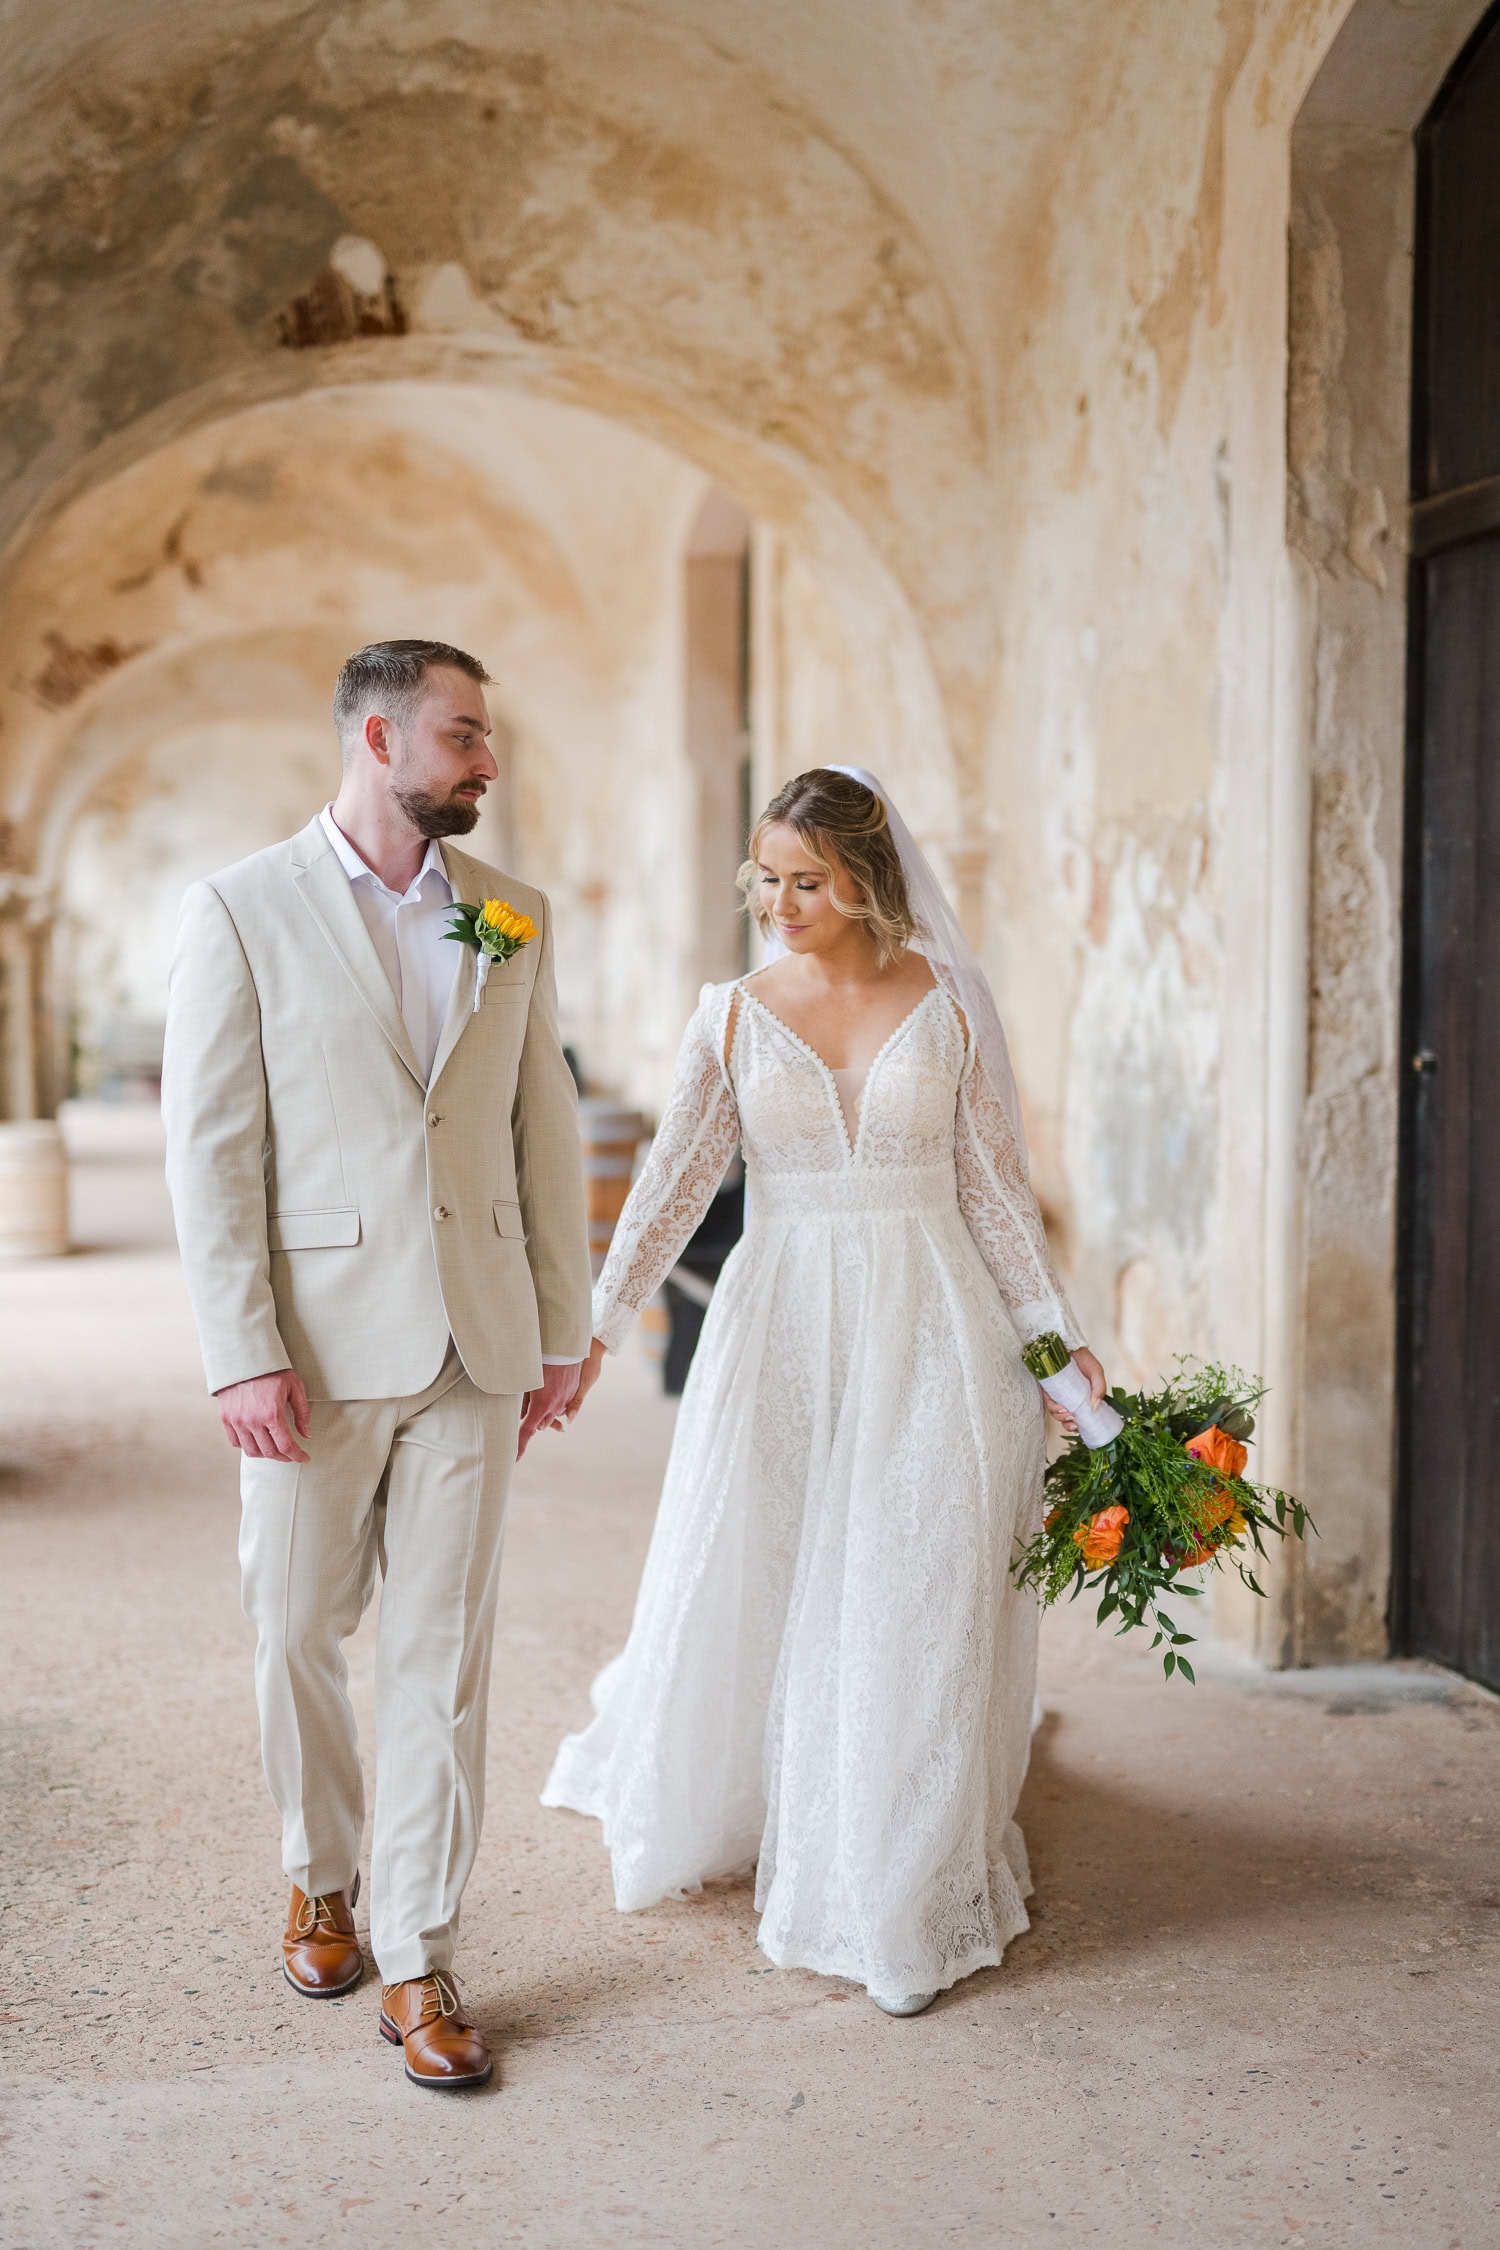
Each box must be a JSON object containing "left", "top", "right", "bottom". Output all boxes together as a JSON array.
[{"left": 1412, "top": 1050, "right": 1438, "bottom": 1073}]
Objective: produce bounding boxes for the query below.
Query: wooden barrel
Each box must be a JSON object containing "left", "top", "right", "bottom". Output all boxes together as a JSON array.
[
  {"left": 0, "top": 1120, "right": 68, "bottom": 1260},
  {"left": 578, "top": 1099, "right": 646, "bottom": 1274}
]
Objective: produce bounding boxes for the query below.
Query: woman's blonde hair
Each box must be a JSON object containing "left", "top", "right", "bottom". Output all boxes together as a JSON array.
[{"left": 738, "top": 768, "right": 919, "bottom": 968}]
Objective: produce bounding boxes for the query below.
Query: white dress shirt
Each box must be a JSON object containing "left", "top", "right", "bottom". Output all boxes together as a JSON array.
[
  {"left": 319, "top": 806, "right": 458, "bottom": 1085},
  {"left": 318, "top": 807, "right": 578, "bottom": 1368}
]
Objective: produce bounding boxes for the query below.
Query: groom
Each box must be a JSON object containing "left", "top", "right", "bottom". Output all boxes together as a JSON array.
[{"left": 162, "top": 641, "right": 591, "bottom": 2091}]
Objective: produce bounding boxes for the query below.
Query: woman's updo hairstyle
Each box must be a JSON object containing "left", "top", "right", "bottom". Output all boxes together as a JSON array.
[{"left": 739, "top": 768, "right": 919, "bottom": 968}]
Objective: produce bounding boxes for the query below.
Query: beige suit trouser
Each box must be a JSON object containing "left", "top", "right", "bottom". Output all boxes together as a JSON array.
[{"left": 237, "top": 1346, "right": 520, "bottom": 1984}]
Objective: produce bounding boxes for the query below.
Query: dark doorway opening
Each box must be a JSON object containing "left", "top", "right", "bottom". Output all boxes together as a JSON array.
[{"left": 1399, "top": 0, "right": 1500, "bottom": 1691}]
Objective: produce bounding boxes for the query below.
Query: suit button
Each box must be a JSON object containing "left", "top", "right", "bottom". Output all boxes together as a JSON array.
[
  {"left": 428, "top": 1112, "right": 441, "bottom": 1127},
  {"left": 433, "top": 1205, "right": 449, "bottom": 1221}
]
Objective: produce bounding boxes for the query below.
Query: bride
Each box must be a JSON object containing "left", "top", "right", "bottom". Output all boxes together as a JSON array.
[{"left": 544, "top": 766, "right": 1105, "bottom": 2014}]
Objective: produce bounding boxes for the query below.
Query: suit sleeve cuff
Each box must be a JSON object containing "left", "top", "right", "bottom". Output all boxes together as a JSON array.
[{"left": 200, "top": 1330, "right": 293, "bottom": 1396}]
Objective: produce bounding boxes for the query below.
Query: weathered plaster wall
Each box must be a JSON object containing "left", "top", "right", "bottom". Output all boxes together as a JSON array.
[
  {"left": 975, "top": 0, "right": 1490, "bottom": 1663},
  {"left": 1284, "top": 133, "right": 1412, "bottom": 1659},
  {"left": 981, "top": 0, "right": 1353, "bottom": 1408},
  {"left": 1277, "top": 0, "right": 1492, "bottom": 1657}
]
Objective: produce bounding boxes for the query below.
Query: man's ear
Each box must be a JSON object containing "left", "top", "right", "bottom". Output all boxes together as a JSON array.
[{"left": 363, "top": 711, "right": 393, "bottom": 765}]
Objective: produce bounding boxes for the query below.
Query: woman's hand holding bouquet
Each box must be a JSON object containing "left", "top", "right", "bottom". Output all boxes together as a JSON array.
[
  {"left": 1013, "top": 1344, "right": 1313, "bottom": 1684},
  {"left": 1028, "top": 1334, "right": 1122, "bottom": 1446}
]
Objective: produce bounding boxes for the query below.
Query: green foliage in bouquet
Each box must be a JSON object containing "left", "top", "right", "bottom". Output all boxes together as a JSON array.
[{"left": 1011, "top": 1346, "right": 1313, "bottom": 1684}]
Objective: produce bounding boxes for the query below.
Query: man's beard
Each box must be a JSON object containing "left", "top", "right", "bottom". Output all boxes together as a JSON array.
[{"left": 392, "top": 778, "right": 484, "bottom": 838}]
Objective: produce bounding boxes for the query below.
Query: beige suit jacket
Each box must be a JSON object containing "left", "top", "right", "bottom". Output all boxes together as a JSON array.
[{"left": 161, "top": 816, "right": 593, "bottom": 1401}]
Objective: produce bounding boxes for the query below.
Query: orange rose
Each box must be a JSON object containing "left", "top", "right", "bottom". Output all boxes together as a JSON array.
[
  {"left": 1073, "top": 1504, "right": 1129, "bottom": 1569},
  {"left": 1177, "top": 1499, "right": 1251, "bottom": 1570},
  {"left": 1193, "top": 1484, "right": 1235, "bottom": 1533},
  {"left": 1185, "top": 1424, "right": 1248, "bottom": 1480},
  {"left": 1044, "top": 1506, "right": 1065, "bottom": 1532}
]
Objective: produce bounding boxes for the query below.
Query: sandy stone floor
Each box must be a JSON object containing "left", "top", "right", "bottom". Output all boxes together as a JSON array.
[{"left": 2, "top": 1107, "right": 1498, "bottom": 2249}]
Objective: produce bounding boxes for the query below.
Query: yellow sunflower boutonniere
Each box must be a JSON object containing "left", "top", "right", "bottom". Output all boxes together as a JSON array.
[{"left": 445, "top": 898, "right": 539, "bottom": 1012}]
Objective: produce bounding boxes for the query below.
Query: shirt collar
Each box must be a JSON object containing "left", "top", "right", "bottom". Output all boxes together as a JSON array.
[{"left": 319, "top": 806, "right": 450, "bottom": 902}]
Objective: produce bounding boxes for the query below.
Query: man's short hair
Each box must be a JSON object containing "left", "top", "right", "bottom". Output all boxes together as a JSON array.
[{"left": 333, "top": 640, "right": 492, "bottom": 754}]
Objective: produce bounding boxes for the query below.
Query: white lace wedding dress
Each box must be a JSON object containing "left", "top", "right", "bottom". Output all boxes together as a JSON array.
[{"left": 542, "top": 976, "right": 1084, "bottom": 1999}]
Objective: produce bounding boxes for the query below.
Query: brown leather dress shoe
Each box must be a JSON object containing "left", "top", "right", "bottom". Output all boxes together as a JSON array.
[
  {"left": 282, "top": 1871, "right": 364, "bottom": 1997},
  {"left": 379, "top": 1971, "right": 492, "bottom": 2089}
]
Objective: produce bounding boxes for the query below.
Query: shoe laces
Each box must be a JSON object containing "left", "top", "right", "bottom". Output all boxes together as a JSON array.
[
  {"left": 414, "top": 1970, "right": 460, "bottom": 2023},
  {"left": 293, "top": 1891, "right": 346, "bottom": 1939}
]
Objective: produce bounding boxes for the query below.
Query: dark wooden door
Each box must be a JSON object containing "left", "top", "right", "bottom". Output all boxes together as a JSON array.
[{"left": 1402, "top": 2, "right": 1500, "bottom": 1690}]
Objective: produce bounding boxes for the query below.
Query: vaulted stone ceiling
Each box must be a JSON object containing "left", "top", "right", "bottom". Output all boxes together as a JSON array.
[
  {"left": 0, "top": 0, "right": 1122, "bottom": 430},
  {"left": 0, "top": 0, "right": 1128, "bottom": 789}
]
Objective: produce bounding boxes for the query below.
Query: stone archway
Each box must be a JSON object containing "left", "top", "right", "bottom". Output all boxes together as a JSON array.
[
  {"left": 0, "top": 366, "right": 961, "bottom": 1128},
  {"left": 1, "top": 0, "right": 1122, "bottom": 1260},
  {"left": 0, "top": 0, "right": 1016, "bottom": 777}
]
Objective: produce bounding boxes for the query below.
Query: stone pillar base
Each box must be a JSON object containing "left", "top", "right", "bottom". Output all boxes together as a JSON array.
[{"left": 0, "top": 1120, "right": 68, "bottom": 1260}]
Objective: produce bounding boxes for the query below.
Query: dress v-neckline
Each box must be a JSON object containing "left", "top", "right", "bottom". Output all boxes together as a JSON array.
[{"left": 741, "top": 984, "right": 944, "bottom": 1161}]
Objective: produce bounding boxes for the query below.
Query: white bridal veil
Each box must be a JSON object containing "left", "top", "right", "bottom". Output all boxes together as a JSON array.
[{"left": 761, "top": 763, "right": 1029, "bottom": 1166}]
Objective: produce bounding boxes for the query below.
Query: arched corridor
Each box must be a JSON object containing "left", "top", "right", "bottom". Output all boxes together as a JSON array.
[
  {"left": 4, "top": 0, "right": 1500, "bottom": 2235},
  {"left": 3, "top": 375, "right": 950, "bottom": 1122}
]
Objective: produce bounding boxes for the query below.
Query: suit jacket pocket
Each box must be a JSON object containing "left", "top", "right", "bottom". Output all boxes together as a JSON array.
[
  {"left": 479, "top": 951, "right": 531, "bottom": 1003},
  {"left": 493, "top": 1199, "right": 527, "bottom": 1240},
  {"left": 268, "top": 1206, "right": 361, "bottom": 1251}
]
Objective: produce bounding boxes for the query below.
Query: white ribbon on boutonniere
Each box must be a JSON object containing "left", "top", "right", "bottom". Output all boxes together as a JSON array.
[{"left": 444, "top": 898, "right": 538, "bottom": 1011}]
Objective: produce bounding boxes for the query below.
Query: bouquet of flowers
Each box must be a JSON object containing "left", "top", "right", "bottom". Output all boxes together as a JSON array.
[{"left": 1011, "top": 1336, "right": 1313, "bottom": 1684}]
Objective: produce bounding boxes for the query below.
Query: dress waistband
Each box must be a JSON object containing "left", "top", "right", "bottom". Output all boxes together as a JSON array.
[{"left": 747, "top": 1165, "right": 959, "bottom": 1220}]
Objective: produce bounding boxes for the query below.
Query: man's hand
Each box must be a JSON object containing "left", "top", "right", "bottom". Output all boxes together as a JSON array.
[
  {"left": 1042, "top": 1345, "right": 1107, "bottom": 1433},
  {"left": 215, "top": 1369, "right": 311, "bottom": 1463},
  {"left": 518, "top": 1361, "right": 583, "bottom": 1459},
  {"left": 563, "top": 1338, "right": 607, "bottom": 1426}
]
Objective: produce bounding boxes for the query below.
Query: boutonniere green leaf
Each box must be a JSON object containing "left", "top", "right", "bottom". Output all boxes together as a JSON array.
[{"left": 445, "top": 899, "right": 538, "bottom": 1010}]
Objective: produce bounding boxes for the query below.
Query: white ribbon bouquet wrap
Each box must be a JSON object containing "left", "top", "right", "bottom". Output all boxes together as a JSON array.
[{"left": 1022, "top": 1331, "right": 1124, "bottom": 1451}]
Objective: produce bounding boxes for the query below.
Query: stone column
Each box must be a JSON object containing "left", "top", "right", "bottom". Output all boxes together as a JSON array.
[
  {"left": 0, "top": 882, "right": 69, "bottom": 1259},
  {"left": 0, "top": 891, "right": 38, "bottom": 1121}
]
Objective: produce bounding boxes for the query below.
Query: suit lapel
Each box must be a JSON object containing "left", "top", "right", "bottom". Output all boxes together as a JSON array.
[
  {"left": 290, "top": 820, "right": 426, "bottom": 1089},
  {"left": 427, "top": 842, "right": 485, "bottom": 1092}
]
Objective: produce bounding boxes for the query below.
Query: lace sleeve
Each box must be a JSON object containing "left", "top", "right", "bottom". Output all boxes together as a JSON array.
[
  {"left": 955, "top": 1038, "right": 1085, "bottom": 1349},
  {"left": 592, "top": 988, "right": 741, "bottom": 1352}
]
